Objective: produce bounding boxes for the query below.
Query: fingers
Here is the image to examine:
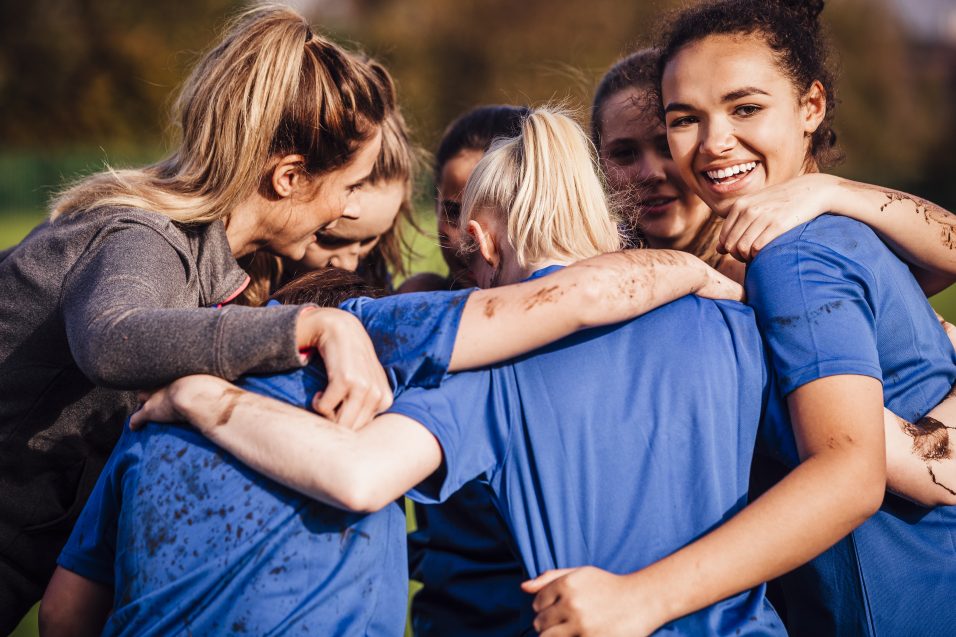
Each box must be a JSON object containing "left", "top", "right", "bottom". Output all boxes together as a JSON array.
[
  {"left": 522, "top": 568, "right": 574, "bottom": 594},
  {"left": 314, "top": 377, "right": 348, "bottom": 420},
  {"left": 534, "top": 602, "right": 572, "bottom": 636}
]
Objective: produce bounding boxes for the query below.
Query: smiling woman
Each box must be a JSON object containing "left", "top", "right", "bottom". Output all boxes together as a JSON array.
[{"left": 0, "top": 5, "right": 397, "bottom": 631}]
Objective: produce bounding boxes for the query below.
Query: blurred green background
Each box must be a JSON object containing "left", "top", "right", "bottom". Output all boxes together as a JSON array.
[{"left": 4, "top": 0, "right": 956, "bottom": 635}]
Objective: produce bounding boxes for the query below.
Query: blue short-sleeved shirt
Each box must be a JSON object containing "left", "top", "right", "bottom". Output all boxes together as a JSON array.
[
  {"left": 389, "top": 270, "right": 785, "bottom": 637},
  {"left": 58, "top": 290, "right": 471, "bottom": 637},
  {"left": 746, "top": 214, "right": 956, "bottom": 637}
]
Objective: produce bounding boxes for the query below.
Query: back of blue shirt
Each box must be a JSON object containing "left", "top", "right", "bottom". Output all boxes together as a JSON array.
[
  {"left": 746, "top": 215, "right": 956, "bottom": 636},
  {"left": 390, "top": 291, "right": 784, "bottom": 636},
  {"left": 58, "top": 290, "right": 471, "bottom": 637}
]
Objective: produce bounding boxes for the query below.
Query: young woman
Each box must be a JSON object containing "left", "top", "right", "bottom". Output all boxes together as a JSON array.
[
  {"left": 41, "top": 246, "right": 741, "bottom": 635},
  {"left": 283, "top": 108, "right": 417, "bottom": 290},
  {"left": 399, "top": 105, "right": 531, "bottom": 293},
  {"left": 525, "top": 2, "right": 956, "bottom": 635},
  {"left": 0, "top": 6, "right": 400, "bottom": 629},
  {"left": 397, "top": 104, "right": 539, "bottom": 637},
  {"left": 592, "top": 48, "right": 956, "bottom": 294},
  {"left": 126, "top": 107, "right": 788, "bottom": 636}
]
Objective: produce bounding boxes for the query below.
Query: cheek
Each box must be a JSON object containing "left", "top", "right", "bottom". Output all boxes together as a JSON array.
[{"left": 604, "top": 161, "right": 640, "bottom": 191}]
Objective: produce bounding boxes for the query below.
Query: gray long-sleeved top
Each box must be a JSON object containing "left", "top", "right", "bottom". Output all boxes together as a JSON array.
[{"left": 0, "top": 206, "right": 306, "bottom": 571}]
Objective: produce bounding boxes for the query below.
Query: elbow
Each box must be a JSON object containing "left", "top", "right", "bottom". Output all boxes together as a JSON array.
[
  {"left": 324, "top": 469, "right": 394, "bottom": 514},
  {"left": 850, "top": 467, "right": 886, "bottom": 523},
  {"left": 39, "top": 597, "right": 71, "bottom": 637}
]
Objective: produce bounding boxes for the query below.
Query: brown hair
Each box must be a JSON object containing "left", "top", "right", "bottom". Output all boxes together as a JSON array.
[
  {"left": 361, "top": 105, "right": 420, "bottom": 287},
  {"left": 52, "top": 4, "right": 395, "bottom": 300},
  {"left": 271, "top": 267, "right": 386, "bottom": 307}
]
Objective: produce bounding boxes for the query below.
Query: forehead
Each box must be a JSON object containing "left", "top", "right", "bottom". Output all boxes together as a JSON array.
[
  {"left": 439, "top": 149, "right": 483, "bottom": 197},
  {"left": 662, "top": 33, "right": 792, "bottom": 104},
  {"left": 601, "top": 86, "right": 660, "bottom": 142},
  {"left": 328, "top": 181, "right": 403, "bottom": 240}
]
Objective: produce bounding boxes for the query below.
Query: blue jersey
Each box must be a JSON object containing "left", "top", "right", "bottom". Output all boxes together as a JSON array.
[
  {"left": 57, "top": 290, "right": 471, "bottom": 637},
  {"left": 746, "top": 215, "right": 956, "bottom": 637},
  {"left": 389, "top": 269, "right": 785, "bottom": 637}
]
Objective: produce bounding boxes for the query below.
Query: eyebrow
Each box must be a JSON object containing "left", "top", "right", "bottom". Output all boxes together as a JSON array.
[{"left": 664, "top": 87, "right": 771, "bottom": 114}]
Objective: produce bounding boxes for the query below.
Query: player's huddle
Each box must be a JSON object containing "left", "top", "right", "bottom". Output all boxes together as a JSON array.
[{"left": 2, "top": 1, "right": 955, "bottom": 637}]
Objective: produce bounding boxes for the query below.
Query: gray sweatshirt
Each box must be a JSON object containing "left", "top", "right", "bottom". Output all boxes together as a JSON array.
[{"left": 0, "top": 206, "right": 307, "bottom": 588}]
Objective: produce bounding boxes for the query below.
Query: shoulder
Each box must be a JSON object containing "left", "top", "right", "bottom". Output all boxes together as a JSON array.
[{"left": 749, "top": 215, "right": 879, "bottom": 286}]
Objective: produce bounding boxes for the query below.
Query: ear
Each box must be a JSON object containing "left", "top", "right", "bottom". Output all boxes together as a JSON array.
[
  {"left": 801, "top": 80, "right": 827, "bottom": 136},
  {"left": 270, "top": 154, "right": 308, "bottom": 199},
  {"left": 466, "top": 219, "right": 499, "bottom": 268}
]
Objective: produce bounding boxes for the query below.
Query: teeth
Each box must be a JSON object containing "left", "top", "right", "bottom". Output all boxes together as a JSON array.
[{"left": 705, "top": 161, "right": 756, "bottom": 181}]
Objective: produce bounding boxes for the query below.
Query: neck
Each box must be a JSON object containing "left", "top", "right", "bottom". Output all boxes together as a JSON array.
[{"left": 224, "top": 197, "right": 265, "bottom": 258}]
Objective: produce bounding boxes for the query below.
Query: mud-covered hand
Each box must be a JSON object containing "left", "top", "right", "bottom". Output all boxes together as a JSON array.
[
  {"left": 521, "top": 566, "right": 663, "bottom": 637},
  {"left": 296, "top": 307, "right": 392, "bottom": 430},
  {"left": 719, "top": 172, "right": 838, "bottom": 262}
]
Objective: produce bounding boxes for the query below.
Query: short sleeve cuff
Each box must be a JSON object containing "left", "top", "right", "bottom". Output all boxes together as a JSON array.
[
  {"left": 57, "top": 549, "right": 115, "bottom": 587},
  {"left": 777, "top": 359, "right": 883, "bottom": 396},
  {"left": 386, "top": 401, "right": 460, "bottom": 504}
]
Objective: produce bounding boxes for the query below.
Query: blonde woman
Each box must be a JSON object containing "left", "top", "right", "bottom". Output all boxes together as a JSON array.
[
  {"left": 0, "top": 5, "right": 403, "bottom": 627},
  {"left": 130, "top": 107, "right": 787, "bottom": 635}
]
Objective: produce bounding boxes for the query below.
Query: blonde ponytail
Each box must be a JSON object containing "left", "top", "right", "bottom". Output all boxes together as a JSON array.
[{"left": 461, "top": 107, "right": 621, "bottom": 268}]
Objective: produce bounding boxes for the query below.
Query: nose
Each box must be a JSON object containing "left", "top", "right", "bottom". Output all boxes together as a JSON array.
[
  {"left": 636, "top": 151, "right": 666, "bottom": 184},
  {"left": 698, "top": 118, "right": 736, "bottom": 157}
]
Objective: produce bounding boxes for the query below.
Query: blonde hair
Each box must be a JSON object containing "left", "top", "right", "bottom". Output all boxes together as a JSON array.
[
  {"left": 460, "top": 107, "right": 621, "bottom": 268},
  {"left": 52, "top": 4, "right": 394, "bottom": 225}
]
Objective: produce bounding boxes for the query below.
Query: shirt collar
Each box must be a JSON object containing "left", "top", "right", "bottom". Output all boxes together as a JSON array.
[
  {"left": 184, "top": 219, "right": 250, "bottom": 307},
  {"left": 522, "top": 264, "right": 566, "bottom": 282}
]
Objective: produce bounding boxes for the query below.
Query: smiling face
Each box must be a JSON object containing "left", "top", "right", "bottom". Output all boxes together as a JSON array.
[
  {"left": 263, "top": 127, "right": 383, "bottom": 261},
  {"left": 297, "top": 179, "right": 403, "bottom": 271},
  {"left": 661, "top": 33, "right": 825, "bottom": 216},
  {"left": 599, "top": 86, "right": 711, "bottom": 249}
]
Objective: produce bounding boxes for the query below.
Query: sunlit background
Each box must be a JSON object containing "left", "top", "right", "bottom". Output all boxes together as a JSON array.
[{"left": 2, "top": 0, "right": 955, "bottom": 634}]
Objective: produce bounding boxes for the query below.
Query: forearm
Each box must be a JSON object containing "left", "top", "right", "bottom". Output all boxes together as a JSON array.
[
  {"left": 829, "top": 178, "right": 956, "bottom": 290},
  {"left": 71, "top": 304, "right": 307, "bottom": 388},
  {"left": 168, "top": 379, "right": 437, "bottom": 512},
  {"left": 623, "top": 376, "right": 886, "bottom": 628},
  {"left": 886, "top": 399, "right": 956, "bottom": 506},
  {"left": 450, "top": 249, "right": 736, "bottom": 370},
  {"left": 629, "top": 449, "right": 883, "bottom": 626},
  {"left": 173, "top": 380, "right": 370, "bottom": 509}
]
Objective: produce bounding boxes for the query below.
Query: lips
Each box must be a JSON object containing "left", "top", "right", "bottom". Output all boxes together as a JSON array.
[
  {"left": 636, "top": 194, "right": 678, "bottom": 214},
  {"left": 699, "top": 160, "right": 760, "bottom": 195}
]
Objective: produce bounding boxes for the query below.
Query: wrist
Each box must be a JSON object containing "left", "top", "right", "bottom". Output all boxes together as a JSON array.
[
  {"left": 169, "top": 376, "right": 234, "bottom": 434},
  {"left": 620, "top": 569, "right": 675, "bottom": 631}
]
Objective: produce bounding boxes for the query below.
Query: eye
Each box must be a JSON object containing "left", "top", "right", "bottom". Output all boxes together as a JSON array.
[
  {"left": 347, "top": 181, "right": 365, "bottom": 195},
  {"left": 667, "top": 115, "right": 698, "bottom": 129},
  {"left": 315, "top": 232, "right": 354, "bottom": 248},
  {"left": 607, "top": 146, "right": 640, "bottom": 165},
  {"left": 734, "top": 104, "right": 762, "bottom": 117},
  {"left": 440, "top": 201, "right": 461, "bottom": 225}
]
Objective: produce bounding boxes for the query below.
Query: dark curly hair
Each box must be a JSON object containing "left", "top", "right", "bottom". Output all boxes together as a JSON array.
[
  {"left": 656, "top": 0, "right": 842, "bottom": 167},
  {"left": 590, "top": 49, "right": 659, "bottom": 151}
]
